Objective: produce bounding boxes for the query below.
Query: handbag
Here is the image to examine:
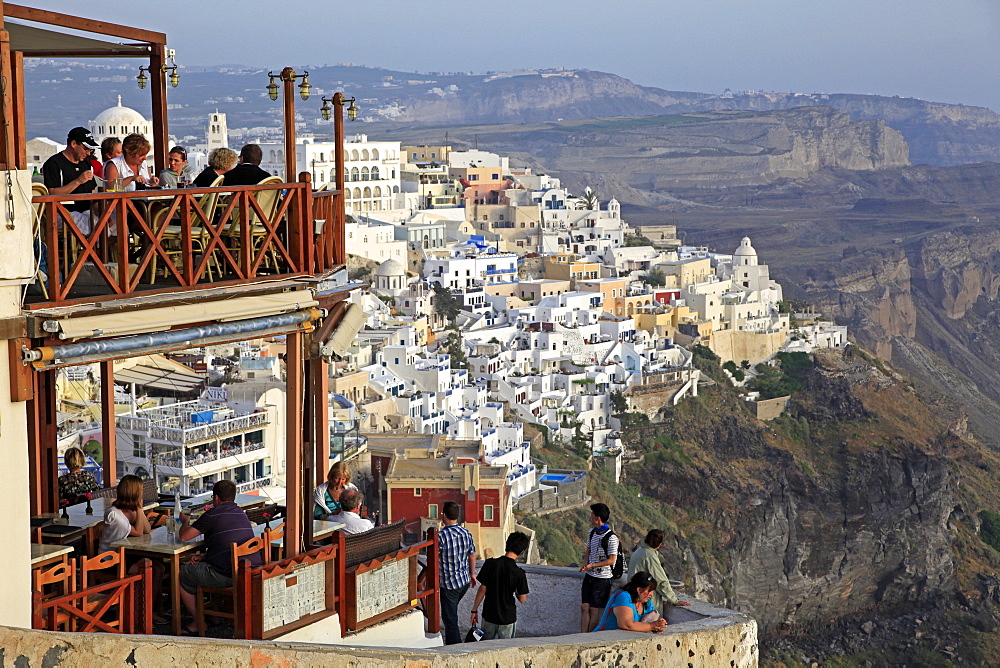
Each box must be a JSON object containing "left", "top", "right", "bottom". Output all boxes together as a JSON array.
[{"left": 465, "top": 626, "right": 484, "bottom": 642}]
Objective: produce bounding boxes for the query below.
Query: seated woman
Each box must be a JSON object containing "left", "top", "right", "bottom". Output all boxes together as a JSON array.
[
  {"left": 58, "top": 446, "right": 99, "bottom": 506},
  {"left": 313, "top": 462, "right": 358, "bottom": 520},
  {"left": 104, "top": 133, "right": 160, "bottom": 191},
  {"left": 98, "top": 474, "right": 151, "bottom": 552},
  {"left": 193, "top": 147, "right": 237, "bottom": 187},
  {"left": 98, "top": 475, "right": 165, "bottom": 621},
  {"left": 592, "top": 571, "right": 668, "bottom": 633},
  {"left": 158, "top": 146, "right": 194, "bottom": 188}
]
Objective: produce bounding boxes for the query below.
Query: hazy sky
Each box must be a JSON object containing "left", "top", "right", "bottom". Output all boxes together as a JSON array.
[{"left": 28, "top": 0, "right": 1000, "bottom": 111}]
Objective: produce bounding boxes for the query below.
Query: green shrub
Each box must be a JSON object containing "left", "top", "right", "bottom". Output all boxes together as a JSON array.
[{"left": 980, "top": 510, "right": 1000, "bottom": 552}]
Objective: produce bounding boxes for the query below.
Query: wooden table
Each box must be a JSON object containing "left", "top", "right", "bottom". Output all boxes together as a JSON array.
[
  {"left": 161, "top": 493, "right": 268, "bottom": 514},
  {"left": 112, "top": 526, "right": 203, "bottom": 636},
  {"left": 31, "top": 543, "right": 73, "bottom": 570},
  {"left": 47, "top": 499, "right": 159, "bottom": 555}
]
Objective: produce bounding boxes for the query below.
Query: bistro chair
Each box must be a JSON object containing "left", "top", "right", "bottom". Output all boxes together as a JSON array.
[
  {"left": 244, "top": 503, "right": 280, "bottom": 526},
  {"left": 195, "top": 535, "right": 267, "bottom": 637},
  {"left": 222, "top": 176, "right": 286, "bottom": 272},
  {"left": 150, "top": 175, "right": 225, "bottom": 283}
]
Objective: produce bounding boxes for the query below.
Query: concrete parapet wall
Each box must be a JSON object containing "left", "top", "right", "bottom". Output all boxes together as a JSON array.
[
  {"left": 514, "top": 476, "right": 587, "bottom": 513},
  {"left": 0, "top": 614, "right": 757, "bottom": 667}
]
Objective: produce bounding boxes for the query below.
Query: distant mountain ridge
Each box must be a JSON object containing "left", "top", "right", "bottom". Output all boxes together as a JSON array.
[{"left": 23, "top": 63, "right": 1000, "bottom": 166}]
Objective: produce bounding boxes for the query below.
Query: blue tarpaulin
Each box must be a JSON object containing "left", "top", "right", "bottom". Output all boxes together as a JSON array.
[{"left": 190, "top": 410, "right": 215, "bottom": 424}]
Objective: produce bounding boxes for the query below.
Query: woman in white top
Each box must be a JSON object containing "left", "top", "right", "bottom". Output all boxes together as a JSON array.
[
  {"left": 104, "top": 133, "right": 159, "bottom": 191},
  {"left": 313, "top": 461, "right": 358, "bottom": 520},
  {"left": 98, "top": 474, "right": 150, "bottom": 553}
]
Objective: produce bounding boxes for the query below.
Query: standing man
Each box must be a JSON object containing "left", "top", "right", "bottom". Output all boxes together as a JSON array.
[
  {"left": 437, "top": 500, "right": 477, "bottom": 644},
  {"left": 579, "top": 502, "right": 618, "bottom": 633},
  {"left": 470, "top": 531, "right": 530, "bottom": 639},
  {"left": 223, "top": 144, "right": 272, "bottom": 186},
  {"left": 41, "top": 127, "right": 99, "bottom": 234},
  {"left": 177, "top": 479, "right": 262, "bottom": 635},
  {"left": 629, "top": 529, "right": 691, "bottom": 618}
]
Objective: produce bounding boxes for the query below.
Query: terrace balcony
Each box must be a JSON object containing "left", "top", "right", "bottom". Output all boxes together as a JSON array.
[{"left": 29, "top": 179, "right": 345, "bottom": 308}]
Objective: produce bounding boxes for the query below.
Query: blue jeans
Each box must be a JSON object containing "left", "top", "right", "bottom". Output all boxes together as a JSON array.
[
  {"left": 440, "top": 584, "right": 469, "bottom": 645},
  {"left": 482, "top": 619, "right": 517, "bottom": 639}
]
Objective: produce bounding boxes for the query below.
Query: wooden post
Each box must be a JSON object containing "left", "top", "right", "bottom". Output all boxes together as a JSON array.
[
  {"left": 0, "top": 29, "right": 13, "bottom": 169},
  {"left": 148, "top": 44, "right": 168, "bottom": 172},
  {"left": 301, "top": 346, "right": 315, "bottom": 551},
  {"left": 336, "top": 530, "right": 347, "bottom": 637},
  {"left": 285, "top": 331, "right": 303, "bottom": 557},
  {"left": 333, "top": 93, "right": 346, "bottom": 265},
  {"left": 26, "top": 367, "right": 42, "bottom": 516},
  {"left": 29, "top": 370, "right": 58, "bottom": 513},
  {"left": 11, "top": 50, "right": 25, "bottom": 168},
  {"left": 99, "top": 361, "right": 117, "bottom": 487},
  {"left": 138, "top": 558, "right": 153, "bottom": 634},
  {"left": 425, "top": 527, "right": 440, "bottom": 634},
  {"left": 282, "top": 67, "right": 296, "bottom": 182}
]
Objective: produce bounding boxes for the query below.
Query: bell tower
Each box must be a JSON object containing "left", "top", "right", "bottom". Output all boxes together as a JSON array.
[{"left": 207, "top": 111, "right": 228, "bottom": 150}]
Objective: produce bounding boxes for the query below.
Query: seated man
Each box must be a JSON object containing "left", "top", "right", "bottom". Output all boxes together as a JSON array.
[
  {"left": 177, "top": 479, "right": 261, "bottom": 634},
  {"left": 329, "top": 489, "right": 374, "bottom": 535},
  {"left": 41, "top": 127, "right": 99, "bottom": 234},
  {"left": 223, "top": 144, "right": 272, "bottom": 186}
]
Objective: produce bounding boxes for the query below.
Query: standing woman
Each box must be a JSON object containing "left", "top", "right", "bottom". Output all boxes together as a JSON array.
[
  {"left": 58, "top": 446, "right": 99, "bottom": 506},
  {"left": 313, "top": 462, "right": 358, "bottom": 519},
  {"left": 104, "top": 133, "right": 160, "bottom": 191}
]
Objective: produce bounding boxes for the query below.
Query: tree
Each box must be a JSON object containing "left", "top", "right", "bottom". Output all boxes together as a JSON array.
[
  {"left": 644, "top": 268, "right": 667, "bottom": 287},
  {"left": 610, "top": 390, "right": 628, "bottom": 414},
  {"left": 445, "top": 331, "right": 467, "bottom": 369},
  {"left": 741, "top": 359, "right": 751, "bottom": 369},
  {"left": 582, "top": 187, "right": 599, "bottom": 211},
  {"left": 433, "top": 284, "right": 461, "bottom": 323},
  {"left": 623, "top": 234, "right": 654, "bottom": 247}
]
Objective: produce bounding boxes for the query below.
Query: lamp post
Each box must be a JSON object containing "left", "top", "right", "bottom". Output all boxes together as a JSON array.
[
  {"left": 266, "top": 67, "right": 312, "bottom": 180},
  {"left": 319, "top": 94, "right": 358, "bottom": 265}
]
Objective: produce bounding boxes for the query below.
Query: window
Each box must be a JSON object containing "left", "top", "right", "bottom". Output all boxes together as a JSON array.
[
  {"left": 484, "top": 505, "right": 494, "bottom": 521},
  {"left": 470, "top": 174, "right": 479, "bottom": 181},
  {"left": 428, "top": 504, "right": 439, "bottom": 519},
  {"left": 133, "top": 434, "right": 145, "bottom": 458},
  {"left": 492, "top": 174, "right": 499, "bottom": 180},
  {"left": 414, "top": 487, "right": 422, "bottom": 496}
]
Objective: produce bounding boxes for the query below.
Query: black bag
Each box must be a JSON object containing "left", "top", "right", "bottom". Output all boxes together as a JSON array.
[
  {"left": 589, "top": 528, "right": 627, "bottom": 580},
  {"left": 465, "top": 626, "right": 484, "bottom": 642}
]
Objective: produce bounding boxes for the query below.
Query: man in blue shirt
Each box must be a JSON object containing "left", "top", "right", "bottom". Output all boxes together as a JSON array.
[{"left": 437, "top": 501, "right": 477, "bottom": 644}]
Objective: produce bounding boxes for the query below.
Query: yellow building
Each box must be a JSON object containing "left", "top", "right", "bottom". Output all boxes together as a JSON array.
[
  {"left": 401, "top": 145, "right": 452, "bottom": 165},
  {"left": 543, "top": 254, "right": 600, "bottom": 287}
]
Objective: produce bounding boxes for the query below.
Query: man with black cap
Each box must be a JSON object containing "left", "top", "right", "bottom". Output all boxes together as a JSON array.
[{"left": 41, "top": 127, "right": 100, "bottom": 233}]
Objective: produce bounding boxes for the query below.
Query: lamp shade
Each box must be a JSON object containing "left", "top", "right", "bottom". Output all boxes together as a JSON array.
[
  {"left": 136, "top": 69, "right": 148, "bottom": 90},
  {"left": 267, "top": 77, "right": 279, "bottom": 101}
]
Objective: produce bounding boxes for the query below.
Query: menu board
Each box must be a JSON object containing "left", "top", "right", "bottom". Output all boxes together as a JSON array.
[
  {"left": 355, "top": 557, "right": 410, "bottom": 622},
  {"left": 261, "top": 561, "right": 327, "bottom": 633}
]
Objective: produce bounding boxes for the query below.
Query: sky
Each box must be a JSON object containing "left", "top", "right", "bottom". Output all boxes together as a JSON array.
[{"left": 28, "top": 0, "right": 1000, "bottom": 111}]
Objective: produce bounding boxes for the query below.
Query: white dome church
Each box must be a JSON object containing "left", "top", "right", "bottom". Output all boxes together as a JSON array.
[{"left": 89, "top": 95, "right": 153, "bottom": 148}]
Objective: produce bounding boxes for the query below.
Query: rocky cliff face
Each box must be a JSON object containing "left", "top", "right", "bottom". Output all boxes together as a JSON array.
[{"left": 618, "top": 350, "right": 1000, "bottom": 662}]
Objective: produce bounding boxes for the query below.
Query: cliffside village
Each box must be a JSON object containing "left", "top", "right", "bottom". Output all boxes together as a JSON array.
[{"left": 32, "top": 106, "right": 849, "bottom": 561}]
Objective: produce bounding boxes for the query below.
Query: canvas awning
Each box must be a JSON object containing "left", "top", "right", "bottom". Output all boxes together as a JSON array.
[
  {"left": 114, "top": 360, "right": 203, "bottom": 393},
  {"left": 53, "top": 291, "right": 319, "bottom": 341},
  {"left": 6, "top": 21, "right": 152, "bottom": 57}
]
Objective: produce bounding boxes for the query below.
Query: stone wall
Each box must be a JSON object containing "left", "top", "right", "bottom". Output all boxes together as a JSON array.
[
  {"left": 749, "top": 396, "right": 790, "bottom": 421},
  {"left": 514, "top": 473, "right": 588, "bottom": 514},
  {"left": 710, "top": 329, "right": 788, "bottom": 366}
]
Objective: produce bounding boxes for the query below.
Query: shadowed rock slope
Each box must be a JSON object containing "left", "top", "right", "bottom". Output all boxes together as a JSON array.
[{"left": 524, "top": 347, "right": 1000, "bottom": 665}]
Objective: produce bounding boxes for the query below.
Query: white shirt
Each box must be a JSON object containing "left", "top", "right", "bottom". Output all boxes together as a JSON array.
[
  {"left": 329, "top": 510, "right": 374, "bottom": 535},
  {"left": 107, "top": 155, "right": 139, "bottom": 191},
  {"left": 99, "top": 506, "right": 132, "bottom": 553}
]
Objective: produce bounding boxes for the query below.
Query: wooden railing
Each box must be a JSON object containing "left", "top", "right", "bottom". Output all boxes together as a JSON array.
[
  {"left": 32, "top": 559, "right": 153, "bottom": 634},
  {"left": 30, "top": 176, "right": 344, "bottom": 307}
]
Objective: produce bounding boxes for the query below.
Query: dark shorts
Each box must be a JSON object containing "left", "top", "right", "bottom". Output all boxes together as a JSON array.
[
  {"left": 180, "top": 561, "right": 232, "bottom": 594},
  {"left": 581, "top": 574, "right": 613, "bottom": 608}
]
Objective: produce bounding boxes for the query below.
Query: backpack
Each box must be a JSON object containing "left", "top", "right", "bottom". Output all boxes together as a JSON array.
[{"left": 589, "top": 528, "right": 627, "bottom": 580}]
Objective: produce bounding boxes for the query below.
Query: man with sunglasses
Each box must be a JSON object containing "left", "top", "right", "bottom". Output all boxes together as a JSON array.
[{"left": 41, "top": 127, "right": 99, "bottom": 233}]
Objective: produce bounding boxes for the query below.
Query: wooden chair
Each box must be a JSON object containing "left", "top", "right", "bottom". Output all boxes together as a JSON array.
[
  {"left": 223, "top": 176, "right": 285, "bottom": 271},
  {"left": 33, "top": 560, "right": 76, "bottom": 631},
  {"left": 150, "top": 176, "right": 225, "bottom": 283},
  {"left": 244, "top": 503, "right": 280, "bottom": 526},
  {"left": 80, "top": 547, "right": 126, "bottom": 588},
  {"left": 264, "top": 522, "right": 285, "bottom": 561},
  {"left": 195, "top": 535, "right": 267, "bottom": 637}
]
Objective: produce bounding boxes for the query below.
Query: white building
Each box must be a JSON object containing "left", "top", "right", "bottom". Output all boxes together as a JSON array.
[
  {"left": 89, "top": 95, "right": 154, "bottom": 159},
  {"left": 346, "top": 220, "right": 408, "bottom": 265}
]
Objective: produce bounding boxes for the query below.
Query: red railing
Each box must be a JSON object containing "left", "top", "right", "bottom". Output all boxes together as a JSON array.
[
  {"left": 32, "top": 559, "right": 153, "bottom": 634},
  {"left": 31, "top": 176, "right": 344, "bottom": 307}
]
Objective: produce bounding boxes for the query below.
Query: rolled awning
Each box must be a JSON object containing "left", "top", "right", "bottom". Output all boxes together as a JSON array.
[
  {"left": 324, "top": 303, "right": 366, "bottom": 357},
  {"left": 53, "top": 291, "right": 318, "bottom": 341}
]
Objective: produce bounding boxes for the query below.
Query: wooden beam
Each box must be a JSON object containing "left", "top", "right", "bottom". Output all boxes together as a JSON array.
[
  {"left": 148, "top": 44, "right": 168, "bottom": 172},
  {"left": 100, "top": 361, "right": 116, "bottom": 487},
  {"left": 8, "top": 336, "right": 31, "bottom": 402},
  {"left": 25, "top": 364, "right": 41, "bottom": 515},
  {"left": 1, "top": 4, "right": 167, "bottom": 45},
  {"left": 11, "top": 49, "right": 24, "bottom": 168},
  {"left": 285, "top": 331, "right": 303, "bottom": 557},
  {"left": 312, "top": 356, "right": 329, "bottom": 487},
  {"left": 0, "top": 30, "right": 12, "bottom": 170},
  {"left": 28, "top": 370, "right": 58, "bottom": 513},
  {"left": 281, "top": 67, "right": 296, "bottom": 181}
]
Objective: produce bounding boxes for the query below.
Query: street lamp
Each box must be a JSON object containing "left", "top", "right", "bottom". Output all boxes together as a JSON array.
[
  {"left": 319, "top": 95, "right": 358, "bottom": 122},
  {"left": 265, "top": 67, "right": 313, "bottom": 179},
  {"left": 137, "top": 56, "right": 181, "bottom": 89}
]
